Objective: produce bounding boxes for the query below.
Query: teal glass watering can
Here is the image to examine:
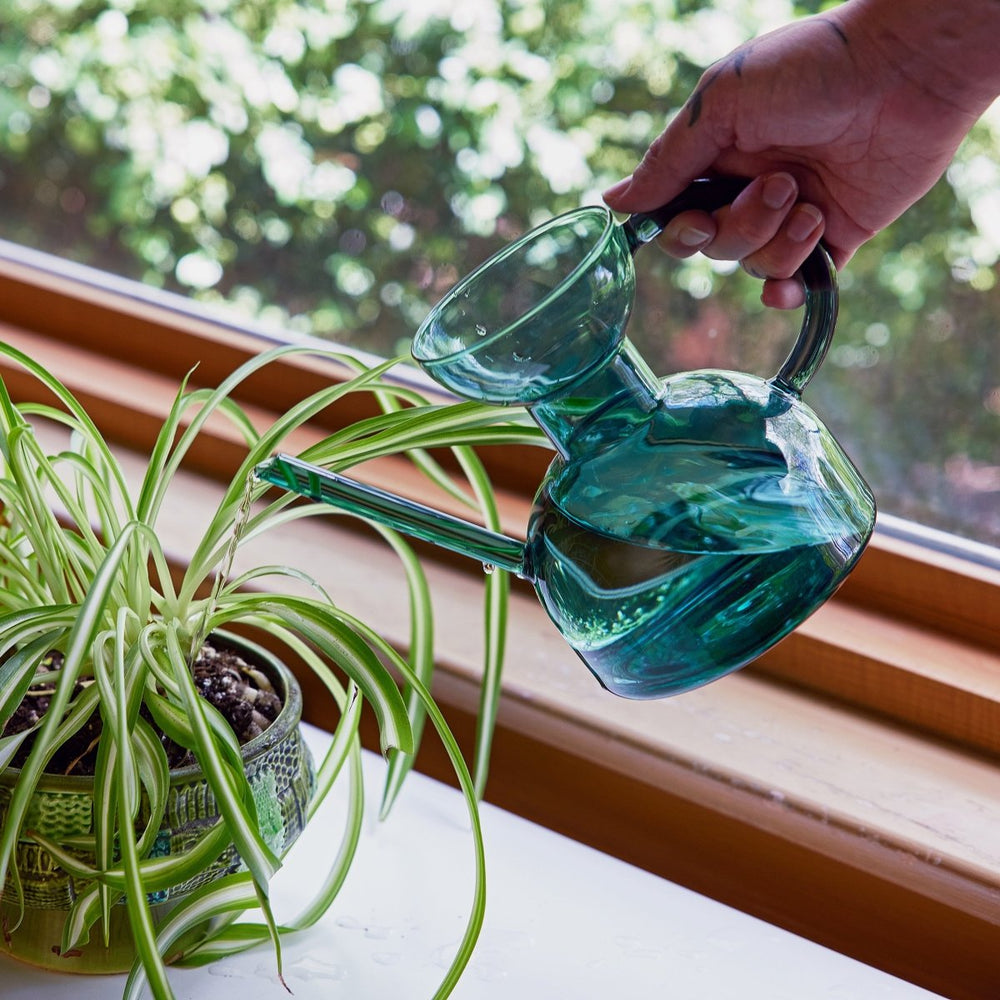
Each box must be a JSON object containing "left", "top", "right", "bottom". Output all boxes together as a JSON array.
[{"left": 256, "top": 177, "right": 876, "bottom": 699}]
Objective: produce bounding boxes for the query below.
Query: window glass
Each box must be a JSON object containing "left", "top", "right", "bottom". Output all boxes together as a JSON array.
[{"left": 2, "top": 0, "right": 998, "bottom": 548}]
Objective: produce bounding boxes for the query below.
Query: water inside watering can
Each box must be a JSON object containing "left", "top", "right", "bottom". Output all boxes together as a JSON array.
[{"left": 525, "top": 397, "right": 871, "bottom": 699}]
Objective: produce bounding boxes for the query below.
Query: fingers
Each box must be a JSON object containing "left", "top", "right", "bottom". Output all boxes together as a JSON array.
[
  {"left": 612, "top": 170, "right": 827, "bottom": 308},
  {"left": 646, "top": 172, "right": 801, "bottom": 259},
  {"left": 738, "top": 201, "right": 825, "bottom": 280},
  {"left": 638, "top": 200, "right": 814, "bottom": 309},
  {"left": 761, "top": 277, "right": 806, "bottom": 310},
  {"left": 654, "top": 210, "right": 718, "bottom": 258},
  {"left": 731, "top": 194, "right": 827, "bottom": 309},
  {"left": 667, "top": 172, "right": 825, "bottom": 277},
  {"left": 697, "top": 172, "right": 799, "bottom": 260}
]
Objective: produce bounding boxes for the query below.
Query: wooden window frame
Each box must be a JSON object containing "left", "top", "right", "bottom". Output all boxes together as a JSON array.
[{"left": 1, "top": 243, "right": 999, "bottom": 999}]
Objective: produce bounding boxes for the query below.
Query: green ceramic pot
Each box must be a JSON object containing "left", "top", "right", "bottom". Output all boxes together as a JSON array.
[{"left": 0, "top": 633, "right": 315, "bottom": 974}]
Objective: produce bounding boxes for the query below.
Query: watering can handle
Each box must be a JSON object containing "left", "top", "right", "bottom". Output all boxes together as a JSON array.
[{"left": 624, "top": 176, "right": 838, "bottom": 396}]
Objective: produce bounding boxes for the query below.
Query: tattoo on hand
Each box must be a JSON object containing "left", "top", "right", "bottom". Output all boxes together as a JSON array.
[
  {"left": 819, "top": 16, "right": 848, "bottom": 45},
  {"left": 687, "top": 49, "right": 748, "bottom": 126},
  {"left": 687, "top": 18, "right": 847, "bottom": 128}
]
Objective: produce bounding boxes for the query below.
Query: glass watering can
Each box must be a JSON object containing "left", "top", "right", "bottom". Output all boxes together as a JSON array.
[{"left": 256, "top": 177, "right": 876, "bottom": 699}]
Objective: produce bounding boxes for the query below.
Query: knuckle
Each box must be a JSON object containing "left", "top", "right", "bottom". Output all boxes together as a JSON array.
[
  {"left": 747, "top": 247, "right": 805, "bottom": 281},
  {"left": 632, "top": 136, "right": 668, "bottom": 179},
  {"left": 731, "top": 213, "right": 780, "bottom": 249}
]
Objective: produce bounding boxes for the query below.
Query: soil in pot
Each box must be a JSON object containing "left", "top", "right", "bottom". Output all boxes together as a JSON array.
[{"left": 2, "top": 638, "right": 285, "bottom": 774}]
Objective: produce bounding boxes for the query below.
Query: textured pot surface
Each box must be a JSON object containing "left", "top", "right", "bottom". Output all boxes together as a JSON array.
[{"left": 0, "top": 634, "right": 315, "bottom": 974}]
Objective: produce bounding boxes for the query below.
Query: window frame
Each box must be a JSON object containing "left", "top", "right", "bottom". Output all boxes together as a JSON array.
[{"left": 2, "top": 241, "right": 999, "bottom": 999}]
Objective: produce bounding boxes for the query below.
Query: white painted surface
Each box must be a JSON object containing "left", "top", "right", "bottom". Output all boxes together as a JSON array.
[{"left": 1, "top": 726, "right": 943, "bottom": 999}]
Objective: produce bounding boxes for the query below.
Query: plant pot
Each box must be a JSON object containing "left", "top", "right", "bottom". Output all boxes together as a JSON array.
[{"left": 0, "top": 634, "right": 315, "bottom": 974}]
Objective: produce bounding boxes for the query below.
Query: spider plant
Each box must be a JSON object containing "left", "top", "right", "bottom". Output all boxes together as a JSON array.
[{"left": 0, "top": 338, "right": 542, "bottom": 999}]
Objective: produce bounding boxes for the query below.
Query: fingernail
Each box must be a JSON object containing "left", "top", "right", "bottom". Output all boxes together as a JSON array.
[
  {"left": 762, "top": 172, "right": 796, "bottom": 210},
  {"left": 787, "top": 204, "right": 823, "bottom": 242},
  {"left": 677, "top": 224, "right": 713, "bottom": 248},
  {"left": 603, "top": 176, "right": 632, "bottom": 201}
]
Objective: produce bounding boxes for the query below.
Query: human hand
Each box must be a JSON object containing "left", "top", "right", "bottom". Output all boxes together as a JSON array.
[{"left": 603, "top": 1, "right": 997, "bottom": 308}]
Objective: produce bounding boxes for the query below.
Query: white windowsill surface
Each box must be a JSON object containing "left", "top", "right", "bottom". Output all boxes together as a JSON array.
[{"left": 2, "top": 725, "right": 943, "bottom": 1000}]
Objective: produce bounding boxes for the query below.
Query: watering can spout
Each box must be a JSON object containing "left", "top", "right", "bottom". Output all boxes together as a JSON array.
[{"left": 254, "top": 454, "right": 530, "bottom": 578}]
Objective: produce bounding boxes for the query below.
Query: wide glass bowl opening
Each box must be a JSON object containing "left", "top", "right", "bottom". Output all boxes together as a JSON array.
[{"left": 412, "top": 206, "right": 630, "bottom": 405}]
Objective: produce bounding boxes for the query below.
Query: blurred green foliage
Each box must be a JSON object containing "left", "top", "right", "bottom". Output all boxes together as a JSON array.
[{"left": 1, "top": 0, "right": 998, "bottom": 546}]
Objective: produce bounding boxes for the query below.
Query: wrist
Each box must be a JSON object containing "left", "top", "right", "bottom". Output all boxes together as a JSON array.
[{"left": 837, "top": 0, "right": 1000, "bottom": 115}]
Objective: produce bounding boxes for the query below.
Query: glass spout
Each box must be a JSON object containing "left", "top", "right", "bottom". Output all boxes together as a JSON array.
[{"left": 255, "top": 454, "right": 529, "bottom": 578}]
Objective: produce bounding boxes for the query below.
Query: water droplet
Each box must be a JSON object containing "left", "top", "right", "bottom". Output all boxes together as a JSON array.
[
  {"left": 475, "top": 323, "right": 488, "bottom": 337},
  {"left": 284, "top": 954, "right": 348, "bottom": 982},
  {"left": 482, "top": 562, "right": 495, "bottom": 575},
  {"left": 207, "top": 959, "right": 253, "bottom": 981}
]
